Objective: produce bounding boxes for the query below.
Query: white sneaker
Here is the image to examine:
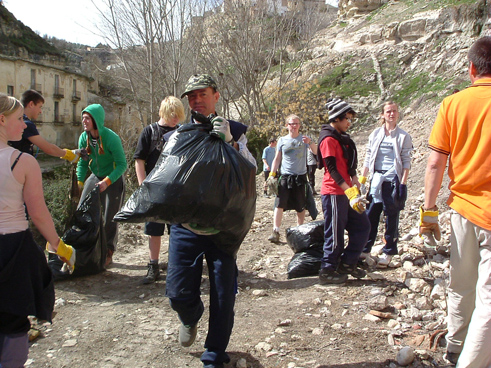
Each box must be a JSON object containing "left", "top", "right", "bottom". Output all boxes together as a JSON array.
[{"left": 377, "top": 253, "right": 392, "bottom": 268}]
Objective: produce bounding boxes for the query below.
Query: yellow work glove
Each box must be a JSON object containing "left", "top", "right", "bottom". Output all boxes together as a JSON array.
[
  {"left": 419, "top": 205, "right": 441, "bottom": 246},
  {"left": 61, "top": 149, "right": 80, "bottom": 164},
  {"left": 182, "top": 223, "right": 220, "bottom": 235},
  {"left": 266, "top": 172, "right": 278, "bottom": 196},
  {"left": 77, "top": 181, "right": 84, "bottom": 194},
  {"left": 47, "top": 239, "right": 76, "bottom": 273},
  {"left": 345, "top": 186, "right": 368, "bottom": 214}
]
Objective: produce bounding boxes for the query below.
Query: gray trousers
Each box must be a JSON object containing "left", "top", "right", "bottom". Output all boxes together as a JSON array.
[{"left": 79, "top": 174, "right": 125, "bottom": 252}]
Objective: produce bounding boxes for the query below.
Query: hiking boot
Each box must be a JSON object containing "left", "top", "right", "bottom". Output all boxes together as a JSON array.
[
  {"left": 318, "top": 268, "right": 348, "bottom": 285},
  {"left": 443, "top": 351, "right": 460, "bottom": 365},
  {"left": 377, "top": 253, "right": 392, "bottom": 268},
  {"left": 268, "top": 229, "right": 280, "bottom": 243},
  {"left": 142, "top": 262, "right": 160, "bottom": 284},
  {"left": 337, "top": 262, "right": 366, "bottom": 279},
  {"left": 179, "top": 323, "right": 198, "bottom": 347}
]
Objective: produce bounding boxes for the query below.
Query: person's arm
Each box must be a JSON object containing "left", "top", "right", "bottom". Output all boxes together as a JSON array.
[
  {"left": 98, "top": 134, "right": 128, "bottom": 192},
  {"left": 401, "top": 168, "right": 410, "bottom": 185},
  {"left": 325, "top": 156, "right": 349, "bottom": 190},
  {"left": 16, "top": 154, "right": 59, "bottom": 246},
  {"left": 270, "top": 149, "right": 282, "bottom": 176},
  {"left": 236, "top": 134, "right": 257, "bottom": 168},
  {"left": 424, "top": 150, "right": 448, "bottom": 209},
  {"left": 262, "top": 158, "right": 270, "bottom": 171},
  {"left": 135, "top": 159, "right": 146, "bottom": 185},
  {"left": 28, "top": 134, "right": 66, "bottom": 157}
]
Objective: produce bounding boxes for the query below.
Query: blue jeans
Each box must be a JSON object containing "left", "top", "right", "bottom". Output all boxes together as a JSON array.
[
  {"left": 364, "top": 181, "right": 400, "bottom": 255},
  {"left": 165, "top": 224, "right": 237, "bottom": 366},
  {"left": 321, "top": 194, "right": 370, "bottom": 270}
]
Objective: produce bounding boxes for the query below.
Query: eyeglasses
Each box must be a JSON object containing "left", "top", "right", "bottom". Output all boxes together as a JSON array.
[
  {"left": 345, "top": 118, "right": 355, "bottom": 123},
  {"left": 288, "top": 123, "right": 300, "bottom": 126}
]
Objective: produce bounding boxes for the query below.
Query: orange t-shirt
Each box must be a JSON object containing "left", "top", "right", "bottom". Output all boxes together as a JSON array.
[{"left": 429, "top": 78, "right": 491, "bottom": 230}]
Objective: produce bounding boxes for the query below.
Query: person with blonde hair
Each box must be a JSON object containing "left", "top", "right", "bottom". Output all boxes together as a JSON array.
[
  {"left": 0, "top": 94, "right": 75, "bottom": 366},
  {"left": 267, "top": 114, "right": 317, "bottom": 243},
  {"left": 359, "top": 101, "right": 413, "bottom": 268},
  {"left": 134, "top": 96, "right": 186, "bottom": 283}
]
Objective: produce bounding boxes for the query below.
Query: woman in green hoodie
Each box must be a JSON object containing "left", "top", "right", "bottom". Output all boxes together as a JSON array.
[{"left": 76, "top": 104, "right": 127, "bottom": 267}]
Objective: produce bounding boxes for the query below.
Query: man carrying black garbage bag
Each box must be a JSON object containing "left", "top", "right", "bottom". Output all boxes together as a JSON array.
[{"left": 166, "top": 74, "right": 256, "bottom": 368}]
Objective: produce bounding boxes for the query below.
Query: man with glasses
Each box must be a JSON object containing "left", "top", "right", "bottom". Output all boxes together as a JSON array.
[
  {"left": 316, "top": 98, "right": 369, "bottom": 284},
  {"left": 267, "top": 114, "right": 317, "bottom": 243}
]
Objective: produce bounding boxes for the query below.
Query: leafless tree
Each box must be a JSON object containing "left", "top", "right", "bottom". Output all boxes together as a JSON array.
[
  {"left": 92, "top": 0, "right": 204, "bottom": 126},
  {"left": 192, "top": 0, "right": 332, "bottom": 126}
]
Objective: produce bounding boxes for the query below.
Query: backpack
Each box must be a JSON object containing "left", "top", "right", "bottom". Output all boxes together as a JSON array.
[{"left": 149, "top": 122, "right": 165, "bottom": 154}]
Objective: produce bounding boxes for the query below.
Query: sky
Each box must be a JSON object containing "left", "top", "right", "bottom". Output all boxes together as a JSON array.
[{"left": 3, "top": 0, "right": 106, "bottom": 47}]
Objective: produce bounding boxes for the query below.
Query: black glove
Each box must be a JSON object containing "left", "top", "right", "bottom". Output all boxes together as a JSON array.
[
  {"left": 399, "top": 184, "right": 407, "bottom": 203},
  {"left": 191, "top": 110, "right": 214, "bottom": 125}
]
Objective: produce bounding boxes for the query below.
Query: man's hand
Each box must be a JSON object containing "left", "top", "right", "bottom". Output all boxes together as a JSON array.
[
  {"left": 211, "top": 116, "right": 233, "bottom": 143},
  {"left": 47, "top": 239, "right": 76, "bottom": 273},
  {"left": 182, "top": 223, "right": 220, "bottom": 235},
  {"left": 359, "top": 175, "right": 368, "bottom": 195},
  {"left": 419, "top": 205, "right": 441, "bottom": 246},
  {"left": 345, "top": 186, "right": 368, "bottom": 214},
  {"left": 266, "top": 172, "right": 278, "bottom": 196}
]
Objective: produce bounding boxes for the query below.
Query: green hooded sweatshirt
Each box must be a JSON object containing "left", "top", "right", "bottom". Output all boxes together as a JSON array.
[{"left": 76, "top": 104, "right": 127, "bottom": 184}]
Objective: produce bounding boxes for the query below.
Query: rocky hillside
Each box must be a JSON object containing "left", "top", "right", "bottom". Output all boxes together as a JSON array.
[{"left": 267, "top": 0, "right": 487, "bottom": 209}]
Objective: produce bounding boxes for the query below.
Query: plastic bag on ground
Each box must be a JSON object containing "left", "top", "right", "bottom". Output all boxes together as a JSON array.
[
  {"left": 287, "top": 246, "right": 323, "bottom": 279},
  {"left": 48, "top": 188, "right": 107, "bottom": 280},
  {"left": 114, "top": 123, "right": 256, "bottom": 256},
  {"left": 285, "top": 221, "right": 325, "bottom": 253}
]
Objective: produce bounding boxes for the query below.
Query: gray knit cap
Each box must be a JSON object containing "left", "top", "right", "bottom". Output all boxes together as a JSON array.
[{"left": 325, "top": 98, "right": 355, "bottom": 121}]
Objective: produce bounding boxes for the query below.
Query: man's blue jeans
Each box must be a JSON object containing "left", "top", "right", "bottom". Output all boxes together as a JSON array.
[{"left": 166, "top": 224, "right": 237, "bottom": 366}]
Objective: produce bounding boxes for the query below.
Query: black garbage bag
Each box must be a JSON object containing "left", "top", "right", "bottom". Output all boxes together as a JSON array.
[
  {"left": 287, "top": 245, "right": 323, "bottom": 279},
  {"left": 285, "top": 221, "right": 325, "bottom": 253},
  {"left": 48, "top": 188, "right": 107, "bottom": 280},
  {"left": 114, "top": 123, "right": 256, "bottom": 256}
]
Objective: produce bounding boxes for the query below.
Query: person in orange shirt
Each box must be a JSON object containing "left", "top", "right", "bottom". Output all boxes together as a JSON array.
[{"left": 422, "top": 36, "right": 491, "bottom": 367}]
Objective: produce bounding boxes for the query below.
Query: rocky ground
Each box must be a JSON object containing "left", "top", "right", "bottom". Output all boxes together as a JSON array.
[{"left": 27, "top": 105, "right": 459, "bottom": 368}]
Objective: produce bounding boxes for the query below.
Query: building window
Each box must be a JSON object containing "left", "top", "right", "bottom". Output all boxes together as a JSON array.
[
  {"left": 54, "top": 101, "right": 60, "bottom": 122},
  {"left": 7, "top": 85, "right": 14, "bottom": 96},
  {"left": 72, "top": 103, "right": 77, "bottom": 122},
  {"left": 31, "top": 69, "right": 36, "bottom": 89}
]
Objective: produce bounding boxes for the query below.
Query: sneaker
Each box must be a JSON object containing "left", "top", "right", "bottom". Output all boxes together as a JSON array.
[
  {"left": 262, "top": 193, "right": 270, "bottom": 198},
  {"left": 142, "top": 262, "right": 160, "bottom": 284},
  {"left": 443, "top": 351, "right": 460, "bottom": 365},
  {"left": 318, "top": 268, "right": 348, "bottom": 284},
  {"left": 337, "top": 262, "right": 366, "bottom": 279},
  {"left": 179, "top": 323, "right": 198, "bottom": 347},
  {"left": 104, "top": 249, "right": 114, "bottom": 268},
  {"left": 268, "top": 229, "right": 280, "bottom": 243},
  {"left": 377, "top": 253, "right": 392, "bottom": 268}
]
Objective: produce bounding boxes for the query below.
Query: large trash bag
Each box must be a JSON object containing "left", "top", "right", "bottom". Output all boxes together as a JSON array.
[
  {"left": 285, "top": 221, "right": 325, "bottom": 253},
  {"left": 48, "top": 188, "right": 107, "bottom": 280},
  {"left": 287, "top": 246, "right": 323, "bottom": 279},
  {"left": 114, "top": 123, "right": 257, "bottom": 256}
]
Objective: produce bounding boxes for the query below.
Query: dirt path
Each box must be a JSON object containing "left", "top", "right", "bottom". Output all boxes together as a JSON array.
[{"left": 27, "top": 166, "right": 452, "bottom": 368}]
